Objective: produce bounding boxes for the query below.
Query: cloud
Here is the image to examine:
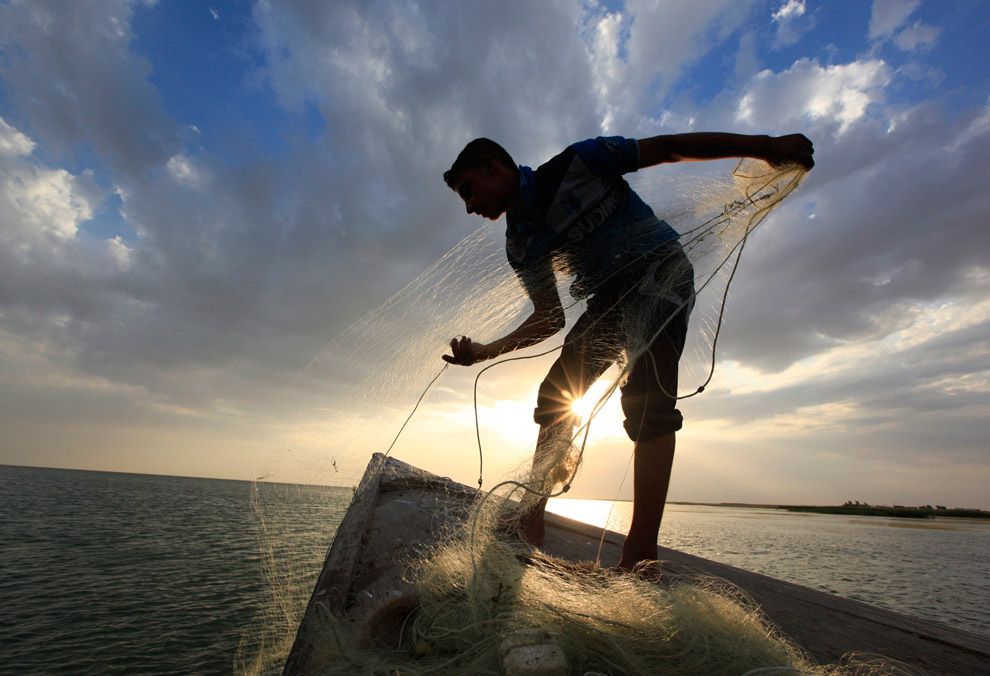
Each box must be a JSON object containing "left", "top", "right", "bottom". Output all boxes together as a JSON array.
[
  {"left": 772, "top": 0, "right": 805, "bottom": 22},
  {"left": 165, "top": 154, "right": 209, "bottom": 188},
  {"left": 585, "top": 9, "right": 628, "bottom": 132},
  {"left": 613, "top": 0, "right": 758, "bottom": 127},
  {"left": 770, "top": 0, "right": 808, "bottom": 48},
  {"left": 948, "top": 96, "right": 990, "bottom": 152},
  {"left": 0, "top": 117, "right": 36, "bottom": 157},
  {"left": 253, "top": 0, "right": 599, "bottom": 199},
  {"left": 106, "top": 235, "right": 133, "bottom": 271},
  {"left": 868, "top": 0, "right": 921, "bottom": 41},
  {"left": 0, "top": 118, "right": 100, "bottom": 243},
  {"left": 715, "top": 100, "right": 990, "bottom": 373},
  {"left": 893, "top": 21, "right": 940, "bottom": 52},
  {"left": 681, "top": 300, "right": 990, "bottom": 503},
  {"left": 0, "top": 0, "right": 180, "bottom": 176},
  {"left": 735, "top": 58, "right": 891, "bottom": 135}
]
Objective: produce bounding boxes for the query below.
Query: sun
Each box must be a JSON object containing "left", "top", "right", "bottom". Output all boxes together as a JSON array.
[{"left": 570, "top": 380, "right": 615, "bottom": 423}]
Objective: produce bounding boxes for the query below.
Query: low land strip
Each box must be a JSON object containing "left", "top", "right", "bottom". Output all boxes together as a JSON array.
[{"left": 669, "top": 502, "right": 990, "bottom": 519}]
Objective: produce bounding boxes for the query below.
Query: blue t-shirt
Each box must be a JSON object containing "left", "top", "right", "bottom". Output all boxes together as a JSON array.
[{"left": 505, "top": 136, "right": 679, "bottom": 300}]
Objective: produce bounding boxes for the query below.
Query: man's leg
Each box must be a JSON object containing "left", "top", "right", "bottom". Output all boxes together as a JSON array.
[
  {"left": 521, "top": 306, "right": 618, "bottom": 546},
  {"left": 617, "top": 279, "right": 691, "bottom": 569},
  {"left": 618, "top": 431, "right": 675, "bottom": 570},
  {"left": 520, "top": 419, "right": 573, "bottom": 546}
]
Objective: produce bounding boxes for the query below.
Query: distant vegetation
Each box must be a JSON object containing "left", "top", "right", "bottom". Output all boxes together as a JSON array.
[
  {"left": 782, "top": 502, "right": 990, "bottom": 519},
  {"left": 670, "top": 501, "right": 990, "bottom": 519}
]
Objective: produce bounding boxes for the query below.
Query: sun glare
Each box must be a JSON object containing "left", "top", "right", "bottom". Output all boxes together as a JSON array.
[
  {"left": 571, "top": 380, "right": 615, "bottom": 423},
  {"left": 546, "top": 497, "right": 626, "bottom": 530}
]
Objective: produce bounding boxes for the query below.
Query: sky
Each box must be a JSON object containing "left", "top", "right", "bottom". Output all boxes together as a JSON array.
[{"left": 0, "top": 0, "right": 987, "bottom": 508}]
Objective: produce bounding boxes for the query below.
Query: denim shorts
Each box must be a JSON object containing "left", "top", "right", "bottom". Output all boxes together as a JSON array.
[{"left": 533, "top": 244, "right": 694, "bottom": 441}]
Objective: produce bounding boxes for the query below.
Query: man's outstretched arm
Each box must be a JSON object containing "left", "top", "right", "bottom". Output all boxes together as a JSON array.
[{"left": 638, "top": 132, "right": 814, "bottom": 170}]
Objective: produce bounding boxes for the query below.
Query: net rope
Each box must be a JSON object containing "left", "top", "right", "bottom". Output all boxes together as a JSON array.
[{"left": 239, "top": 161, "right": 911, "bottom": 675}]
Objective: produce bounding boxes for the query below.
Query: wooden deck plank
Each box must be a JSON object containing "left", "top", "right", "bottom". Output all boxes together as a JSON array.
[
  {"left": 540, "top": 510, "right": 990, "bottom": 674},
  {"left": 285, "top": 454, "right": 990, "bottom": 675}
]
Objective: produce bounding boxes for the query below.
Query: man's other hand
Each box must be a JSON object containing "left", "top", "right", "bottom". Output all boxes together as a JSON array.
[
  {"left": 768, "top": 134, "right": 814, "bottom": 170},
  {"left": 443, "top": 336, "right": 489, "bottom": 366}
]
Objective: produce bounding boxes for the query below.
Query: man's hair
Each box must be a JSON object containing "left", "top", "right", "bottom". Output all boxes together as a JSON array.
[{"left": 443, "top": 138, "right": 515, "bottom": 188}]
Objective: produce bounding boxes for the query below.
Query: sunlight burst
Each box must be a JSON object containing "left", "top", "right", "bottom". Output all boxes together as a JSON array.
[{"left": 570, "top": 380, "right": 614, "bottom": 423}]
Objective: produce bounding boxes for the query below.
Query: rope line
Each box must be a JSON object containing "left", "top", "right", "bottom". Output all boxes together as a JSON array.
[{"left": 370, "top": 162, "right": 804, "bottom": 508}]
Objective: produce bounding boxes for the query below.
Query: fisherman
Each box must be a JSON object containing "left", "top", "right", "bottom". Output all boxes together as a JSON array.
[{"left": 442, "top": 132, "right": 813, "bottom": 570}]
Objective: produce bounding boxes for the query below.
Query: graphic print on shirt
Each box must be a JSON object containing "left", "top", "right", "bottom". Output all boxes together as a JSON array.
[{"left": 545, "top": 153, "right": 626, "bottom": 242}]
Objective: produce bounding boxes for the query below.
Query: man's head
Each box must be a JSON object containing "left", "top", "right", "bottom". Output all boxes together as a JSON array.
[{"left": 444, "top": 138, "right": 519, "bottom": 221}]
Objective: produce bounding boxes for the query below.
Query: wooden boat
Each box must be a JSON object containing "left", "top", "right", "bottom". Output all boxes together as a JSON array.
[{"left": 284, "top": 453, "right": 990, "bottom": 674}]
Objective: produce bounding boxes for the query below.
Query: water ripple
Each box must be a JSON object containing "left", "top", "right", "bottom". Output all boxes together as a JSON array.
[
  {"left": 0, "top": 466, "right": 350, "bottom": 675},
  {"left": 548, "top": 498, "right": 990, "bottom": 637}
]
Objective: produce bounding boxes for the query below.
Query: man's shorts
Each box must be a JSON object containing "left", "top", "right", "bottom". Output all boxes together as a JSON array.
[{"left": 533, "top": 243, "right": 694, "bottom": 442}]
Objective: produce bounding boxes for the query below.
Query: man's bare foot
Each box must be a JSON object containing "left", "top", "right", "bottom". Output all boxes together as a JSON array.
[
  {"left": 617, "top": 541, "right": 658, "bottom": 571},
  {"left": 608, "top": 559, "right": 663, "bottom": 583}
]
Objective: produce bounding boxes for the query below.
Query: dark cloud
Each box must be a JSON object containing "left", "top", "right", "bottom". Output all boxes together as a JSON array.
[
  {"left": 0, "top": 0, "right": 181, "bottom": 175},
  {"left": 686, "top": 312, "right": 989, "bottom": 467},
  {"left": 719, "top": 107, "right": 990, "bottom": 370}
]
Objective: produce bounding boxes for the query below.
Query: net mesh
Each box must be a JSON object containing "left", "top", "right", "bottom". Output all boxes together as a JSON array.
[{"left": 237, "top": 161, "right": 911, "bottom": 674}]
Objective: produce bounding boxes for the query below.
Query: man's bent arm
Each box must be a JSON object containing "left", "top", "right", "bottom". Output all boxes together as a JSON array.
[
  {"left": 482, "top": 303, "right": 565, "bottom": 358},
  {"left": 444, "top": 284, "right": 564, "bottom": 366},
  {"left": 481, "top": 258, "right": 565, "bottom": 359},
  {"left": 444, "top": 306, "right": 563, "bottom": 366},
  {"left": 638, "top": 132, "right": 813, "bottom": 169}
]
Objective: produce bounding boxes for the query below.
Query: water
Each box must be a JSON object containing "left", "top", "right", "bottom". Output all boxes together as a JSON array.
[
  {"left": 2, "top": 466, "right": 988, "bottom": 675},
  {"left": 0, "top": 466, "right": 350, "bottom": 675},
  {"left": 547, "top": 498, "right": 990, "bottom": 636}
]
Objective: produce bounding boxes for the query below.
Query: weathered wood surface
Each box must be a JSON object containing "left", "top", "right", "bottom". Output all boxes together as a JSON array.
[{"left": 284, "top": 454, "right": 990, "bottom": 675}]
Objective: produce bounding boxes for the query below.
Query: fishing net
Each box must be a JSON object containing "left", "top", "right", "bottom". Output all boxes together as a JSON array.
[
  {"left": 275, "top": 160, "right": 807, "bottom": 492},
  {"left": 238, "top": 160, "right": 908, "bottom": 674},
  {"left": 311, "top": 538, "right": 902, "bottom": 676}
]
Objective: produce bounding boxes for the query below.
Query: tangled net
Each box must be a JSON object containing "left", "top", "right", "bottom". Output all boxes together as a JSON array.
[
  {"left": 247, "top": 161, "right": 911, "bottom": 674},
  {"left": 314, "top": 529, "right": 902, "bottom": 675}
]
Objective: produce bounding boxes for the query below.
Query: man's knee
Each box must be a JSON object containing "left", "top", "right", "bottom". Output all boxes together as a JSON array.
[
  {"left": 533, "top": 379, "right": 579, "bottom": 428},
  {"left": 621, "top": 394, "right": 683, "bottom": 441}
]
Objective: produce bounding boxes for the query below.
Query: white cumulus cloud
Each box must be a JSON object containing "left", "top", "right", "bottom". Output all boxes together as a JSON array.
[
  {"left": 736, "top": 58, "right": 891, "bottom": 135},
  {"left": 106, "top": 234, "right": 133, "bottom": 271},
  {"left": 0, "top": 117, "right": 36, "bottom": 157},
  {"left": 585, "top": 9, "right": 627, "bottom": 132},
  {"left": 772, "top": 0, "right": 805, "bottom": 23},
  {"left": 0, "top": 120, "right": 99, "bottom": 242},
  {"left": 615, "top": 0, "right": 759, "bottom": 126},
  {"left": 166, "top": 154, "right": 208, "bottom": 188},
  {"left": 770, "top": 0, "right": 808, "bottom": 47}
]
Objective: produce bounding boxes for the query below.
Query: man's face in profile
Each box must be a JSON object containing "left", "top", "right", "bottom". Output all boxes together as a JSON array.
[{"left": 452, "top": 162, "right": 515, "bottom": 221}]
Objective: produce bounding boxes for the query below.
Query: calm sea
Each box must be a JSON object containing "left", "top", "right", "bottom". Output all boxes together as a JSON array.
[
  {"left": 0, "top": 466, "right": 350, "bottom": 676},
  {"left": 1, "top": 466, "right": 988, "bottom": 675},
  {"left": 546, "top": 498, "right": 990, "bottom": 636}
]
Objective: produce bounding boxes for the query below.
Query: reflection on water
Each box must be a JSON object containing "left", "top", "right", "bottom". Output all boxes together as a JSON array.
[
  {"left": 545, "top": 496, "right": 618, "bottom": 527},
  {"left": 548, "top": 498, "right": 990, "bottom": 637}
]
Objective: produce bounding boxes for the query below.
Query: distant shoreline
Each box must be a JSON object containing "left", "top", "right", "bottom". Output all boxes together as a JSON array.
[
  {"left": 669, "top": 501, "right": 990, "bottom": 519},
  {"left": 3, "top": 466, "right": 988, "bottom": 517}
]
